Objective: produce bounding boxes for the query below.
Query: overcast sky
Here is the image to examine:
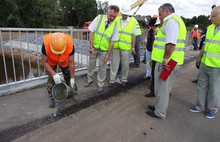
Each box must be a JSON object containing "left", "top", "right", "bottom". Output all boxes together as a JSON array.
[{"left": 98, "top": 0, "right": 220, "bottom": 18}]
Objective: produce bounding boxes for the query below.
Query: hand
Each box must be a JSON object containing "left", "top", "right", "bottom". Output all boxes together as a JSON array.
[
  {"left": 132, "top": 48, "right": 136, "bottom": 55},
  {"left": 104, "top": 54, "right": 110, "bottom": 63},
  {"left": 89, "top": 46, "right": 94, "bottom": 55},
  {"left": 53, "top": 74, "right": 62, "bottom": 84},
  {"left": 195, "top": 58, "right": 201, "bottom": 69},
  {"left": 162, "top": 59, "right": 170, "bottom": 71},
  {"left": 70, "top": 78, "right": 75, "bottom": 88}
]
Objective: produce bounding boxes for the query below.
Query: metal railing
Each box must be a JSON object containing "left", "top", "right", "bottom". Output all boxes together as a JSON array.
[
  {"left": 0, "top": 27, "right": 90, "bottom": 87},
  {"left": 0, "top": 27, "right": 192, "bottom": 89}
]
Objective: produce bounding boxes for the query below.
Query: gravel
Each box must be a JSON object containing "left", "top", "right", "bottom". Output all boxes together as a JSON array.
[{"left": 12, "top": 33, "right": 146, "bottom": 57}]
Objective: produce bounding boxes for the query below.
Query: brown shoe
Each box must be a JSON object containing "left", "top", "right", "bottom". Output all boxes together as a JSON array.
[
  {"left": 84, "top": 81, "right": 93, "bottom": 87},
  {"left": 121, "top": 82, "right": 127, "bottom": 87},
  {"left": 108, "top": 82, "right": 116, "bottom": 88}
]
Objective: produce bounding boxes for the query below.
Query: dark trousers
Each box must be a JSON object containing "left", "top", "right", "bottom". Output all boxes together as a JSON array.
[
  {"left": 150, "top": 60, "right": 156, "bottom": 92},
  {"left": 133, "top": 35, "right": 141, "bottom": 65},
  {"left": 192, "top": 37, "right": 198, "bottom": 50}
]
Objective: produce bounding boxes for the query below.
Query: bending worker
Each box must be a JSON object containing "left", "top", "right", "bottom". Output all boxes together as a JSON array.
[{"left": 41, "top": 33, "right": 77, "bottom": 108}]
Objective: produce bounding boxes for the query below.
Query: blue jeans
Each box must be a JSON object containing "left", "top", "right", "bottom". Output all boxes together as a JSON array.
[
  {"left": 192, "top": 38, "right": 198, "bottom": 50},
  {"left": 133, "top": 35, "right": 141, "bottom": 65}
]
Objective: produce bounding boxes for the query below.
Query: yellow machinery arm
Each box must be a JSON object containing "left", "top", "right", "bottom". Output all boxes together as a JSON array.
[
  {"left": 131, "top": 0, "right": 148, "bottom": 16},
  {"left": 131, "top": 0, "right": 147, "bottom": 10}
]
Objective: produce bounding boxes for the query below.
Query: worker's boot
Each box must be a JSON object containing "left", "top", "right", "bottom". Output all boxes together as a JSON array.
[
  {"left": 74, "top": 84, "right": 78, "bottom": 94},
  {"left": 49, "top": 98, "right": 56, "bottom": 108}
]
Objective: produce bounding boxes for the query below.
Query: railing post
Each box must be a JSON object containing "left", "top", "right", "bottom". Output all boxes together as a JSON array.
[{"left": 67, "top": 26, "right": 73, "bottom": 37}]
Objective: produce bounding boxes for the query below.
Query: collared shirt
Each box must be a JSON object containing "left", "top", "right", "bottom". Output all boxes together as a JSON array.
[
  {"left": 88, "top": 15, "right": 118, "bottom": 41},
  {"left": 214, "top": 26, "right": 220, "bottom": 34},
  {"left": 120, "top": 17, "right": 136, "bottom": 35},
  {"left": 162, "top": 13, "right": 179, "bottom": 45}
]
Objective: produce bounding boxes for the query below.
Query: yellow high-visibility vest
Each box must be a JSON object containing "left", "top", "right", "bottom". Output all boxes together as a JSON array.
[
  {"left": 114, "top": 17, "right": 136, "bottom": 51},
  {"left": 201, "top": 24, "right": 220, "bottom": 68},
  {"left": 151, "top": 15, "right": 186, "bottom": 65},
  {"left": 93, "top": 15, "right": 117, "bottom": 51},
  {"left": 135, "top": 20, "right": 142, "bottom": 36}
]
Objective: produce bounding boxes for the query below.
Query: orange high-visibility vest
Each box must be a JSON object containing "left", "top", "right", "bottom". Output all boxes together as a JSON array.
[
  {"left": 191, "top": 29, "right": 200, "bottom": 39},
  {"left": 43, "top": 33, "right": 73, "bottom": 67}
]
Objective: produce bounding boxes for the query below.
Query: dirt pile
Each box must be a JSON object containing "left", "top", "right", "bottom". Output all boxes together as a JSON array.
[{"left": 0, "top": 47, "right": 39, "bottom": 63}]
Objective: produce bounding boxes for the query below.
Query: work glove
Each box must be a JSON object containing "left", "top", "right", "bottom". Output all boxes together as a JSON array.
[
  {"left": 70, "top": 78, "right": 75, "bottom": 88},
  {"left": 53, "top": 74, "right": 62, "bottom": 84},
  {"left": 71, "top": 78, "right": 78, "bottom": 95}
]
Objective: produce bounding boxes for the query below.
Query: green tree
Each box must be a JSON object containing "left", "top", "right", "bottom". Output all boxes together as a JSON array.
[
  {"left": 60, "top": 0, "right": 97, "bottom": 27},
  {"left": 1, "top": 0, "right": 62, "bottom": 27},
  {"left": 97, "top": 1, "right": 108, "bottom": 14},
  {"left": 3, "top": 0, "right": 24, "bottom": 27},
  {"left": 0, "top": 1, "right": 12, "bottom": 27}
]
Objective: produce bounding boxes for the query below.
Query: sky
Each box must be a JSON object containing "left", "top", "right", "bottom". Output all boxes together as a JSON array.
[{"left": 98, "top": 0, "right": 220, "bottom": 18}]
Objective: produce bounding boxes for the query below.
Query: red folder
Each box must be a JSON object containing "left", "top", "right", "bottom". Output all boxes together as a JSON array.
[{"left": 159, "top": 59, "right": 177, "bottom": 81}]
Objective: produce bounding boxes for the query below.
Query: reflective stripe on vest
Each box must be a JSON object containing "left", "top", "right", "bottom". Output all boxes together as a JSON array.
[
  {"left": 114, "top": 17, "right": 136, "bottom": 51},
  {"left": 154, "top": 37, "right": 186, "bottom": 51},
  {"left": 43, "top": 33, "right": 73, "bottom": 67},
  {"left": 201, "top": 24, "right": 220, "bottom": 68},
  {"left": 151, "top": 15, "right": 186, "bottom": 65},
  {"left": 93, "top": 15, "right": 117, "bottom": 51},
  {"left": 136, "top": 21, "right": 142, "bottom": 36}
]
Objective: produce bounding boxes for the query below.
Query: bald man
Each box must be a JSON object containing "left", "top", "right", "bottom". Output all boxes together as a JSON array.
[{"left": 189, "top": 6, "right": 220, "bottom": 119}]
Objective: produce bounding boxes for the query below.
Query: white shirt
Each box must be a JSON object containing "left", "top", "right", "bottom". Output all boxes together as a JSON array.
[
  {"left": 162, "top": 13, "right": 179, "bottom": 45},
  {"left": 215, "top": 26, "right": 220, "bottom": 34},
  {"left": 120, "top": 17, "right": 136, "bottom": 35},
  {"left": 88, "top": 15, "right": 118, "bottom": 41}
]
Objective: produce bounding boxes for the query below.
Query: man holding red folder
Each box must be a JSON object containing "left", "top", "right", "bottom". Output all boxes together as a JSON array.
[{"left": 146, "top": 3, "right": 186, "bottom": 119}]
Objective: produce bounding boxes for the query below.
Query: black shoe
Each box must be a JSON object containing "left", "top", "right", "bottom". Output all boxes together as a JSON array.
[
  {"left": 130, "top": 63, "right": 140, "bottom": 68},
  {"left": 144, "top": 76, "right": 151, "bottom": 80},
  {"left": 145, "top": 92, "right": 155, "bottom": 97},
  {"left": 146, "top": 111, "right": 161, "bottom": 119},
  {"left": 148, "top": 105, "right": 155, "bottom": 111},
  {"left": 84, "top": 81, "right": 93, "bottom": 87},
  {"left": 49, "top": 98, "right": 55, "bottom": 108},
  {"left": 192, "top": 79, "right": 198, "bottom": 83}
]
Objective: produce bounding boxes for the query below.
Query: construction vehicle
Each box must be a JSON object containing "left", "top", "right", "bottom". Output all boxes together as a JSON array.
[
  {"left": 130, "top": 0, "right": 147, "bottom": 16},
  {"left": 83, "top": 21, "right": 92, "bottom": 30}
]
